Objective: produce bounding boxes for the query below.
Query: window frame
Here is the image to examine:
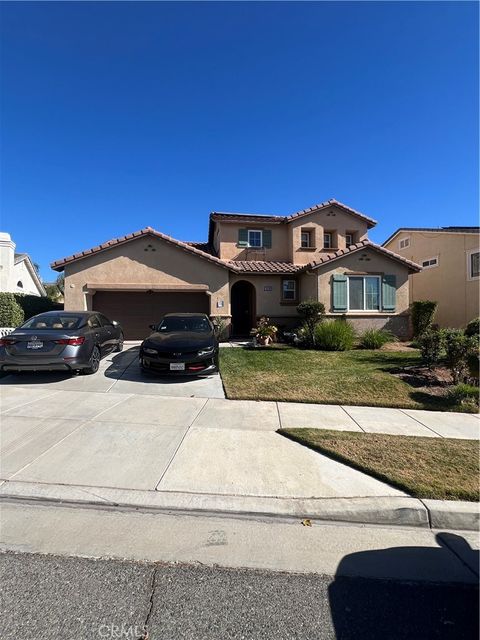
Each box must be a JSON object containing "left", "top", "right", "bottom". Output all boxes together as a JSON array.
[
  {"left": 467, "top": 249, "right": 480, "bottom": 280},
  {"left": 421, "top": 256, "right": 439, "bottom": 269},
  {"left": 346, "top": 275, "right": 382, "bottom": 312},
  {"left": 281, "top": 278, "right": 297, "bottom": 303},
  {"left": 323, "top": 232, "right": 333, "bottom": 249},
  {"left": 345, "top": 233, "right": 354, "bottom": 247},
  {"left": 300, "top": 229, "right": 313, "bottom": 248},
  {"left": 247, "top": 229, "right": 263, "bottom": 248},
  {"left": 399, "top": 237, "right": 410, "bottom": 250}
]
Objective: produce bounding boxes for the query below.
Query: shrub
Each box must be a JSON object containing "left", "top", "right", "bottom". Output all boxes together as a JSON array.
[
  {"left": 443, "top": 329, "right": 477, "bottom": 384},
  {"left": 297, "top": 300, "right": 325, "bottom": 347},
  {"left": 0, "top": 292, "right": 24, "bottom": 327},
  {"left": 14, "top": 294, "right": 62, "bottom": 321},
  {"left": 360, "top": 328, "right": 394, "bottom": 350},
  {"left": 446, "top": 383, "right": 479, "bottom": 408},
  {"left": 314, "top": 319, "right": 355, "bottom": 351},
  {"left": 410, "top": 300, "right": 438, "bottom": 337},
  {"left": 418, "top": 328, "right": 445, "bottom": 369},
  {"left": 467, "top": 351, "right": 479, "bottom": 384},
  {"left": 465, "top": 317, "right": 480, "bottom": 339}
]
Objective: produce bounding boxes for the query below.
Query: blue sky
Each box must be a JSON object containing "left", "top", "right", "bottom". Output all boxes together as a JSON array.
[{"left": 1, "top": 1, "right": 478, "bottom": 280}]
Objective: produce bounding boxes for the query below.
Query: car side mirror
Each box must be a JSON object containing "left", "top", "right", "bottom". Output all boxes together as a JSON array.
[{"left": 149, "top": 324, "right": 156, "bottom": 331}]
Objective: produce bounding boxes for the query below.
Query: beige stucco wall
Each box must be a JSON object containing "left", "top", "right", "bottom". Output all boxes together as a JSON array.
[
  {"left": 63, "top": 235, "right": 230, "bottom": 317},
  {"left": 214, "top": 205, "right": 369, "bottom": 264},
  {"left": 314, "top": 247, "right": 410, "bottom": 314},
  {"left": 288, "top": 207, "right": 369, "bottom": 264},
  {"left": 216, "top": 222, "right": 288, "bottom": 261},
  {"left": 385, "top": 231, "right": 480, "bottom": 328}
]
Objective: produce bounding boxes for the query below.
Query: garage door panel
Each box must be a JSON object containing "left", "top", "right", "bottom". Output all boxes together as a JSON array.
[{"left": 93, "top": 292, "right": 209, "bottom": 339}]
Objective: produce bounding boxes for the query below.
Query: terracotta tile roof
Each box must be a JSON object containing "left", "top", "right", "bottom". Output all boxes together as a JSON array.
[
  {"left": 50, "top": 227, "right": 228, "bottom": 271},
  {"left": 209, "top": 199, "right": 377, "bottom": 228},
  {"left": 228, "top": 260, "right": 304, "bottom": 274},
  {"left": 286, "top": 199, "right": 377, "bottom": 228},
  {"left": 302, "top": 239, "right": 422, "bottom": 273}
]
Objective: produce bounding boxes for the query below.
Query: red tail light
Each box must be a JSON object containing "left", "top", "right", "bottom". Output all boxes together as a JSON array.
[
  {"left": 54, "top": 337, "right": 85, "bottom": 346},
  {"left": 0, "top": 338, "right": 16, "bottom": 346}
]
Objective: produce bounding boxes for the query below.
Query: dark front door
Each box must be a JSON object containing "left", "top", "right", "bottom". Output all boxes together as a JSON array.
[{"left": 231, "top": 281, "right": 256, "bottom": 336}]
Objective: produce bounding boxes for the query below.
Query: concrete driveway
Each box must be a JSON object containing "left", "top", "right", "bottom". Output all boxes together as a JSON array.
[{"left": 0, "top": 343, "right": 226, "bottom": 398}]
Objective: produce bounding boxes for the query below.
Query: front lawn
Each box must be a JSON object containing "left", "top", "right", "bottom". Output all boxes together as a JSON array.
[
  {"left": 279, "top": 428, "right": 479, "bottom": 501},
  {"left": 219, "top": 345, "right": 475, "bottom": 411}
]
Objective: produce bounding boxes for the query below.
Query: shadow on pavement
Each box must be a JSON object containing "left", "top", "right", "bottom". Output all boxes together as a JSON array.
[{"left": 328, "top": 533, "right": 479, "bottom": 639}]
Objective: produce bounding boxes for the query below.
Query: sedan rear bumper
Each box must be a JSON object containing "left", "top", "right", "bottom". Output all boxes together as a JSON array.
[{"left": 0, "top": 356, "right": 91, "bottom": 373}]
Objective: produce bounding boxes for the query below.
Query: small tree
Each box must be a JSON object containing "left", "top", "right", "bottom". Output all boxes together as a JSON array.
[
  {"left": 410, "top": 300, "right": 438, "bottom": 337},
  {"left": 297, "top": 300, "right": 325, "bottom": 347},
  {"left": 0, "top": 293, "right": 24, "bottom": 327}
]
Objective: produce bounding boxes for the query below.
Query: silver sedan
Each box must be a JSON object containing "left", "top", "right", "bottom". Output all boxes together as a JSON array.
[{"left": 0, "top": 311, "right": 124, "bottom": 375}]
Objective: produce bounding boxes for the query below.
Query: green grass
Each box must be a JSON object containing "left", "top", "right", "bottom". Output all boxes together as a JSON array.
[
  {"left": 219, "top": 345, "right": 475, "bottom": 411},
  {"left": 279, "top": 428, "right": 479, "bottom": 501}
]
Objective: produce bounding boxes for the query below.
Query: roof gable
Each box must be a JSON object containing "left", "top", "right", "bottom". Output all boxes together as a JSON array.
[
  {"left": 303, "top": 240, "right": 421, "bottom": 273},
  {"left": 51, "top": 227, "right": 229, "bottom": 272}
]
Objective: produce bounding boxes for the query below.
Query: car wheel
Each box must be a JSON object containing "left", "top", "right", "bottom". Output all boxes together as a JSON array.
[
  {"left": 115, "top": 333, "right": 124, "bottom": 353},
  {"left": 83, "top": 345, "right": 101, "bottom": 375}
]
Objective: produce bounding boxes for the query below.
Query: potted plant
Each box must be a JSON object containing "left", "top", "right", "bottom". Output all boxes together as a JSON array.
[{"left": 251, "top": 316, "right": 278, "bottom": 346}]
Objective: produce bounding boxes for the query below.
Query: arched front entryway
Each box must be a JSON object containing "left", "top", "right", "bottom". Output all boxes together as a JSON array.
[{"left": 231, "top": 280, "right": 256, "bottom": 336}]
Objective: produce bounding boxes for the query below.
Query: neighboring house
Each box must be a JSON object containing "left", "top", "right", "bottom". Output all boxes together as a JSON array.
[
  {"left": 0, "top": 232, "right": 46, "bottom": 297},
  {"left": 51, "top": 199, "right": 421, "bottom": 339},
  {"left": 383, "top": 227, "right": 480, "bottom": 329}
]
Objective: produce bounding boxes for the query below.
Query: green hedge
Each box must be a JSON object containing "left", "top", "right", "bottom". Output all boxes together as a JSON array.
[
  {"left": 13, "top": 294, "right": 63, "bottom": 321},
  {"left": 0, "top": 293, "right": 25, "bottom": 327}
]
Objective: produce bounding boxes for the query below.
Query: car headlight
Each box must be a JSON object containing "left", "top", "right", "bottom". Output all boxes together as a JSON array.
[
  {"left": 143, "top": 347, "right": 158, "bottom": 355},
  {"left": 198, "top": 346, "right": 214, "bottom": 357}
]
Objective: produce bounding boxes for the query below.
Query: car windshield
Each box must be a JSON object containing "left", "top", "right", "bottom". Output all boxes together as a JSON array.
[
  {"left": 157, "top": 316, "right": 211, "bottom": 333},
  {"left": 21, "top": 314, "right": 85, "bottom": 330}
]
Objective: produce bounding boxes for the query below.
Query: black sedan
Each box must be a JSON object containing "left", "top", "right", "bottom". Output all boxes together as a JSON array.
[
  {"left": 0, "top": 311, "right": 124, "bottom": 375},
  {"left": 140, "top": 313, "right": 219, "bottom": 376}
]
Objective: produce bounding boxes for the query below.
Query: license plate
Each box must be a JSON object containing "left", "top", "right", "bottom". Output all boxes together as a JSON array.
[
  {"left": 27, "top": 341, "right": 43, "bottom": 349},
  {"left": 170, "top": 362, "right": 185, "bottom": 371}
]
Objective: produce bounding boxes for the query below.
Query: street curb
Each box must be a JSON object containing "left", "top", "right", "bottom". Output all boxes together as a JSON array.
[
  {"left": 423, "top": 499, "right": 480, "bottom": 531},
  {"left": 0, "top": 480, "right": 450, "bottom": 529}
]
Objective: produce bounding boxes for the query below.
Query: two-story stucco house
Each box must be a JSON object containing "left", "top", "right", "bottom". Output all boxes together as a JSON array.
[
  {"left": 383, "top": 226, "right": 479, "bottom": 328},
  {"left": 51, "top": 199, "right": 421, "bottom": 339}
]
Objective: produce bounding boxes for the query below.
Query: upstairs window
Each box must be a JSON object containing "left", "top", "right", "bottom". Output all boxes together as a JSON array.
[
  {"left": 301, "top": 229, "right": 313, "bottom": 248},
  {"left": 468, "top": 250, "right": 479, "bottom": 280},
  {"left": 323, "top": 232, "right": 333, "bottom": 249},
  {"left": 399, "top": 237, "right": 410, "bottom": 250},
  {"left": 345, "top": 232, "right": 355, "bottom": 246},
  {"left": 248, "top": 230, "right": 263, "bottom": 248},
  {"left": 421, "top": 257, "right": 438, "bottom": 269},
  {"left": 282, "top": 279, "right": 297, "bottom": 301}
]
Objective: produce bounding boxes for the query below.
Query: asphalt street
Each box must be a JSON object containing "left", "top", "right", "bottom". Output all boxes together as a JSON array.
[{"left": 1, "top": 551, "right": 478, "bottom": 640}]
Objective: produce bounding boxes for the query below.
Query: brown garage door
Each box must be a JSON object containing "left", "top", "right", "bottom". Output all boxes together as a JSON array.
[{"left": 93, "top": 291, "right": 209, "bottom": 339}]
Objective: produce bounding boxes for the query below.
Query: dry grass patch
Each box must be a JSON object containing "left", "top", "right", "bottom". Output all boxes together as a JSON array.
[{"left": 279, "top": 428, "right": 479, "bottom": 501}]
